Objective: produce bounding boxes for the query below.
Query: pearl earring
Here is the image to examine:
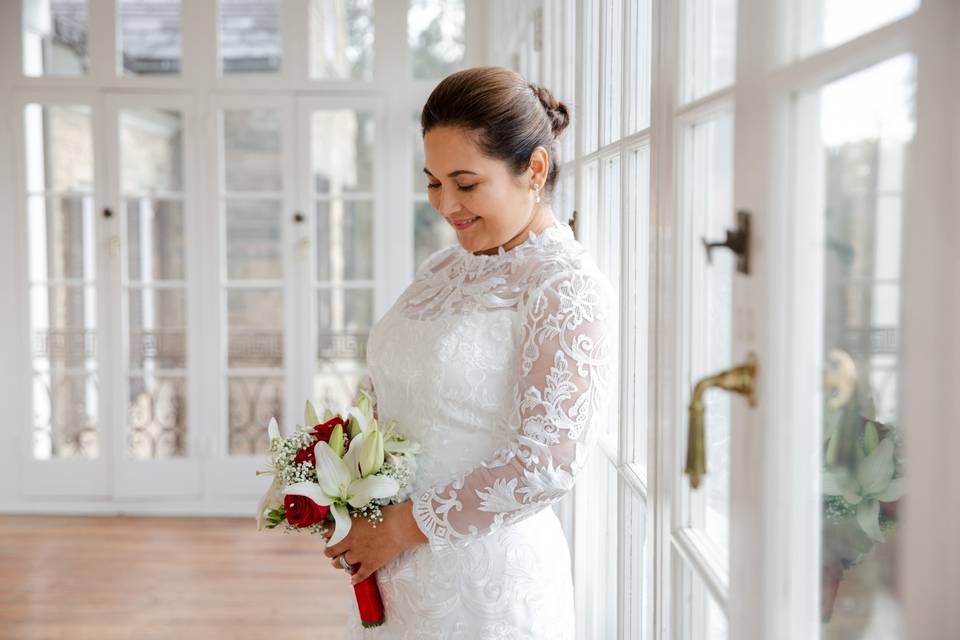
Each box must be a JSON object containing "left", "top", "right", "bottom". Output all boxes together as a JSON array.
[{"left": 534, "top": 184, "right": 541, "bottom": 204}]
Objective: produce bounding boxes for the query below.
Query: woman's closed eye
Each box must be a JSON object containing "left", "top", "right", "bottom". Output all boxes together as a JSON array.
[{"left": 428, "top": 182, "right": 476, "bottom": 192}]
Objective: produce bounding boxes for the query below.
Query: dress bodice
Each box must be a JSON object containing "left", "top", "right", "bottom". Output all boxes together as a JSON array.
[{"left": 363, "top": 219, "right": 617, "bottom": 551}]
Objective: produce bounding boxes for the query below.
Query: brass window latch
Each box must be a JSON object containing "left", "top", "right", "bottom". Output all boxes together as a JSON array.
[{"left": 684, "top": 352, "right": 758, "bottom": 490}]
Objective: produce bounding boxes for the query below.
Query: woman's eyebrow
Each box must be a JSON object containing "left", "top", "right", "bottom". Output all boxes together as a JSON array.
[{"left": 423, "top": 168, "right": 478, "bottom": 178}]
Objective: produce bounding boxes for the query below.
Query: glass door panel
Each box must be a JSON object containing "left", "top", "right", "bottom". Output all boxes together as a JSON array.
[
  {"left": 119, "top": 108, "right": 188, "bottom": 461},
  {"left": 679, "top": 109, "right": 735, "bottom": 561},
  {"left": 799, "top": 53, "right": 915, "bottom": 637},
  {"left": 220, "top": 106, "right": 288, "bottom": 455},
  {"left": 308, "top": 106, "right": 377, "bottom": 411},
  {"left": 24, "top": 103, "right": 99, "bottom": 461}
]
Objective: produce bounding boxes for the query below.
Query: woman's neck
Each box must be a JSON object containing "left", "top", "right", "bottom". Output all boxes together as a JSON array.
[{"left": 472, "top": 206, "right": 558, "bottom": 256}]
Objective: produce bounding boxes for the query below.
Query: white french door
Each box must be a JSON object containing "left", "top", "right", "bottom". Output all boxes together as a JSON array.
[
  {"left": 672, "top": 0, "right": 958, "bottom": 638},
  {"left": 104, "top": 92, "right": 203, "bottom": 498},
  {"left": 16, "top": 89, "right": 204, "bottom": 499},
  {"left": 14, "top": 90, "right": 386, "bottom": 503},
  {"left": 202, "top": 93, "right": 386, "bottom": 497}
]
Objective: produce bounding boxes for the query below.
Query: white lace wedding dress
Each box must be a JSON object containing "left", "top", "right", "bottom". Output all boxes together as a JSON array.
[{"left": 344, "top": 220, "right": 617, "bottom": 639}]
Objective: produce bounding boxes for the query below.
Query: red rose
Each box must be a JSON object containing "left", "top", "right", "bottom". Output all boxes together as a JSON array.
[
  {"left": 294, "top": 445, "right": 316, "bottom": 466},
  {"left": 284, "top": 495, "right": 329, "bottom": 528},
  {"left": 313, "top": 416, "right": 346, "bottom": 443}
]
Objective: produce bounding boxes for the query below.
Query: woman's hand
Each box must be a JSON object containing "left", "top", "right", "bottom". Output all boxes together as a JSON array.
[{"left": 323, "top": 500, "right": 428, "bottom": 585}]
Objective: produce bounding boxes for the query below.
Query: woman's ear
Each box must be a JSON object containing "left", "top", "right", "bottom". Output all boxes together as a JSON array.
[{"left": 529, "top": 146, "right": 550, "bottom": 184}]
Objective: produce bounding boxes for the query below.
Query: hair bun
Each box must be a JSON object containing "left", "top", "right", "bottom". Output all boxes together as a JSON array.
[{"left": 529, "top": 83, "right": 571, "bottom": 139}]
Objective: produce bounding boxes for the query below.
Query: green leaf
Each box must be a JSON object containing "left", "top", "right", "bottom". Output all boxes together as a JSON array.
[
  {"left": 857, "top": 438, "right": 896, "bottom": 497},
  {"left": 856, "top": 499, "right": 885, "bottom": 542}
]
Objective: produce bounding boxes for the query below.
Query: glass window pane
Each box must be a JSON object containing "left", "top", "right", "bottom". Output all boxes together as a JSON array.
[
  {"left": 24, "top": 104, "right": 94, "bottom": 193},
  {"left": 622, "top": 487, "right": 648, "bottom": 639},
  {"left": 600, "top": 154, "right": 621, "bottom": 449},
  {"left": 559, "top": 0, "right": 576, "bottom": 163},
  {"left": 309, "top": 0, "right": 374, "bottom": 80},
  {"left": 681, "top": 111, "right": 735, "bottom": 560},
  {"left": 219, "top": 0, "right": 281, "bottom": 75},
  {"left": 318, "top": 287, "right": 373, "bottom": 333},
  {"left": 128, "top": 375, "right": 187, "bottom": 459},
  {"left": 579, "top": 452, "right": 619, "bottom": 639},
  {"left": 677, "top": 561, "right": 728, "bottom": 640},
  {"left": 582, "top": 0, "right": 600, "bottom": 154},
  {"left": 128, "top": 286, "right": 186, "bottom": 370},
  {"left": 227, "top": 288, "right": 284, "bottom": 367},
  {"left": 553, "top": 172, "right": 575, "bottom": 227},
  {"left": 316, "top": 287, "right": 371, "bottom": 412},
  {"left": 222, "top": 108, "right": 283, "bottom": 193},
  {"left": 118, "top": 0, "right": 182, "bottom": 76},
  {"left": 680, "top": 0, "right": 737, "bottom": 104},
  {"left": 224, "top": 199, "right": 283, "bottom": 280},
  {"left": 408, "top": 0, "right": 465, "bottom": 79},
  {"left": 27, "top": 196, "right": 96, "bottom": 282},
  {"left": 627, "top": 145, "right": 650, "bottom": 469},
  {"left": 413, "top": 109, "right": 426, "bottom": 194},
  {"left": 414, "top": 200, "right": 455, "bottom": 276},
  {"left": 120, "top": 109, "right": 184, "bottom": 193},
  {"left": 798, "top": 0, "right": 920, "bottom": 57},
  {"left": 30, "top": 284, "right": 97, "bottom": 372},
  {"left": 627, "top": 0, "right": 652, "bottom": 133},
  {"left": 126, "top": 199, "right": 185, "bottom": 281},
  {"left": 228, "top": 376, "right": 284, "bottom": 454},
  {"left": 601, "top": 0, "right": 622, "bottom": 146},
  {"left": 815, "top": 54, "right": 913, "bottom": 634},
  {"left": 310, "top": 109, "right": 375, "bottom": 195},
  {"left": 22, "top": 0, "right": 89, "bottom": 77},
  {"left": 316, "top": 199, "right": 373, "bottom": 282},
  {"left": 32, "top": 372, "right": 99, "bottom": 460}
]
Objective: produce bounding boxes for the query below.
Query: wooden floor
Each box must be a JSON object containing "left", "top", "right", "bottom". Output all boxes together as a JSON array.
[{"left": 0, "top": 515, "right": 353, "bottom": 640}]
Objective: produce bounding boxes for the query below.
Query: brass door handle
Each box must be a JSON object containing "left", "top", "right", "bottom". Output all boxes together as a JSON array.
[{"left": 684, "top": 352, "right": 758, "bottom": 489}]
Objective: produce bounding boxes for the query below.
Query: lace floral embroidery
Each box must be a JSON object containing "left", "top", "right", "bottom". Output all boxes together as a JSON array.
[{"left": 409, "top": 265, "right": 616, "bottom": 551}]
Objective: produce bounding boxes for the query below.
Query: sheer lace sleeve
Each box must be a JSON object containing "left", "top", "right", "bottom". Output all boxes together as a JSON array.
[{"left": 411, "top": 267, "right": 617, "bottom": 551}]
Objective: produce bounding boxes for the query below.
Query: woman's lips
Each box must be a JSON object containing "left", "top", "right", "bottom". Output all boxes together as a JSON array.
[{"left": 452, "top": 216, "right": 479, "bottom": 230}]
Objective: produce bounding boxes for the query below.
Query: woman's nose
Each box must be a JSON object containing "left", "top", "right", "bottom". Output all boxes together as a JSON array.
[{"left": 438, "top": 189, "right": 462, "bottom": 216}]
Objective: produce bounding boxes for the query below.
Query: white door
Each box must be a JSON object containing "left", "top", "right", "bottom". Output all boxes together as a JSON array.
[
  {"left": 202, "top": 93, "right": 387, "bottom": 499},
  {"left": 16, "top": 90, "right": 203, "bottom": 499},
  {"left": 668, "top": 0, "right": 958, "bottom": 638},
  {"left": 15, "top": 90, "right": 387, "bottom": 503}
]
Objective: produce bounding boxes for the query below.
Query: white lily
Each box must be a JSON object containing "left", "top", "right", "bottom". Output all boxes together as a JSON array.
[
  {"left": 380, "top": 418, "right": 421, "bottom": 458},
  {"left": 283, "top": 436, "right": 399, "bottom": 546},
  {"left": 254, "top": 417, "right": 284, "bottom": 530},
  {"left": 823, "top": 437, "right": 904, "bottom": 542},
  {"left": 267, "top": 416, "right": 280, "bottom": 442}
]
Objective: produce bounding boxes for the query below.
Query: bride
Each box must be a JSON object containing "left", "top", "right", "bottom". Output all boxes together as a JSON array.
[{"left": 322, "top": 65, "right": 617, "bottom": 638}]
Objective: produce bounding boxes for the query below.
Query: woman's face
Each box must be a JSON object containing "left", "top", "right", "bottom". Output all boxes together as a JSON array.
[{"left": 423, "top": 125, "right": 547, "bottom": 254}]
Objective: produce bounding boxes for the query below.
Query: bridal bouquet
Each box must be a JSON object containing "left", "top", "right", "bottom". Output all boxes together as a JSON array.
[
  {"left": 255, "top": 388, "right": 420, "bottom": 628},
  {"left": 820, "top": 349, "right": 905, "bottom": 622}
]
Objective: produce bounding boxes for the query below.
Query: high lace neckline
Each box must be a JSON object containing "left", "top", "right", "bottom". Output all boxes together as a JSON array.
[{"left": 453, "top": 220, "right": 574, "bottom": 269}]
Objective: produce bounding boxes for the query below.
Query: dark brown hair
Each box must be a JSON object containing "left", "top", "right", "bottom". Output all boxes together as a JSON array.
[{"left": 420, "top": 66, "right": 571, "bottom": 200}]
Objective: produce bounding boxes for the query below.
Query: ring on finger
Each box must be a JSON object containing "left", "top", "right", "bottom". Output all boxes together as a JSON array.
[{"left": 338, "top": 552, "right": 356, "bottom": 572}]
